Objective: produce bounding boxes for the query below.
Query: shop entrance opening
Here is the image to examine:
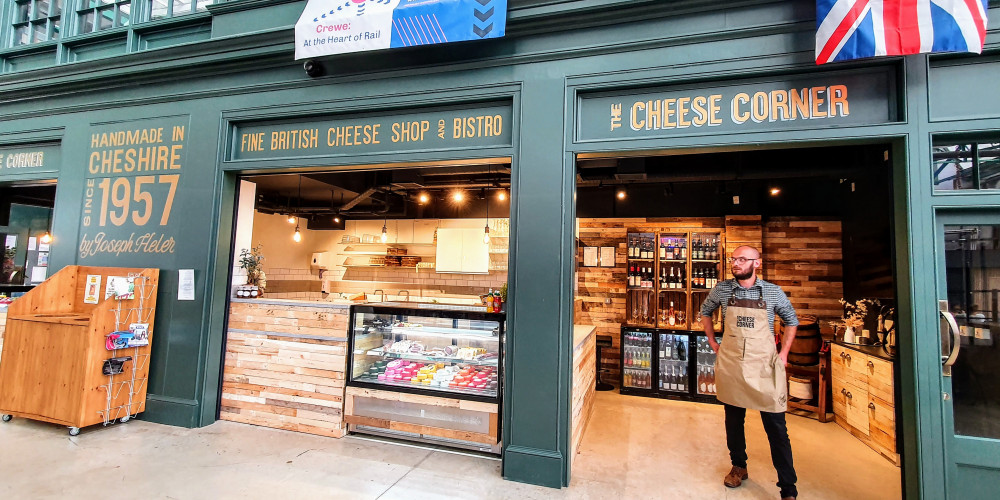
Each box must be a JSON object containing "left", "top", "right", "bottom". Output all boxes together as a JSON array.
[
  {"left": 221, "top": 163, "right": 511, "bottom": 455},
  {"left": 569, "top": 144, "right": 903, "bottom": 499},
  {"left": 0, "top": 182, "right": 56, "bottom": 295}
]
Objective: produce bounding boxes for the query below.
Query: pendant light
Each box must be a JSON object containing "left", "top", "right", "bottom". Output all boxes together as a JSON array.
[
  {"left": 380, "top": 187, "right": 389, "bottom": 243},
  {"left": 39, "top": 209, "right": 53, "bottom": 244},
  {"left": 292, "top": 176, "right": 302, "bottom": 242},
  {"left": 483, "top": 165, "right": 491, "bottom": 244}
]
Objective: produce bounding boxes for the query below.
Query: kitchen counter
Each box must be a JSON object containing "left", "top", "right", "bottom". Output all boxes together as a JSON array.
[
  {"left": 571, "top": 324, "right": 598, "bottom": 464},
  {"left": 833, "top": 339, "right": 895, "bottom": 362}
]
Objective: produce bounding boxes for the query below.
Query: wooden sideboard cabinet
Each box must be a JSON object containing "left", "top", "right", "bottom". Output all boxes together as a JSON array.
[{"left": 831, "top": 342, "right": 898, "bottom": 464}]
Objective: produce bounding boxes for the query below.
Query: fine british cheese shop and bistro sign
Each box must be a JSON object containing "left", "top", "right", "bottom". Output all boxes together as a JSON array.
[{"left": 231, "top": 102, "right": 513, "bottom": 161}]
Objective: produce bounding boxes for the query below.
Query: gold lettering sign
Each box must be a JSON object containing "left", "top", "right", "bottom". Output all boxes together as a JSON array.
[
  {"left": 614, "top": 85, "right": 851, "bottom": 132},
  {"left": 80, "top": 121, "right": 187, "bottom": 260}
]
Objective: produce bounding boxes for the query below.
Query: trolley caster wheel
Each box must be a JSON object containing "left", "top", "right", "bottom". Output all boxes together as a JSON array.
[
  {"left": 120, "top": 415, "right": 131, "bottom": 423},
  {"left": 1, "top": 414, "right": 11, "bottom": 422},
  {"left": 68, "top": 427, "right": 80, "bottom": 436}
]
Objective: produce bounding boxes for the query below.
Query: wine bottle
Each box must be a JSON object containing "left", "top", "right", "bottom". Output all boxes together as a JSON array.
[
  {"left": 680, "top": 239, "right": 686, "bottom": 259},
  {"left": 665, "top": 239, "right": 673, "bottom": 260}
]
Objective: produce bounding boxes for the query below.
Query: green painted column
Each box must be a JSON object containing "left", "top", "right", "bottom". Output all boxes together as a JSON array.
[{"left": 502, "top": 72, "right": 572, "bottom": 488}]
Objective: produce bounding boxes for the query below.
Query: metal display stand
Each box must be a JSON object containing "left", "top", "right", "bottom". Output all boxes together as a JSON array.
[{"left": 98, "top": 275, "right": 158, "bottom": 430}]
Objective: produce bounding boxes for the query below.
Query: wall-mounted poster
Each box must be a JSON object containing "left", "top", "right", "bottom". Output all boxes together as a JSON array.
[
  {"left": 583, "top": 247, "right": 598, "bottom": 267},
  {"left": 37, "top": 252, "right": 48, "bottom": 267},
  {"left": 84, "top": 275, "right": 102, "bottom": 304},
  {"left": 600, "top": 247, "right": 616, "bottom": 267}
]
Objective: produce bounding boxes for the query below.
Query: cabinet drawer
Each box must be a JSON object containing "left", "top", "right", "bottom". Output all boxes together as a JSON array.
[
  {"left": 867, "top": 357, "right": 894, "bottom": 405},
  {"left": 843, "top": 384, "right": 870, "bottom": 435},
  {"left": 832, "top": 378, "right": 847, "bottom": 419},
  {"left": 868, "top": 395, "right": 895, "bottom": 445},
  {"left": 832, "top": 344, "right": 868, "bottom": 387}
]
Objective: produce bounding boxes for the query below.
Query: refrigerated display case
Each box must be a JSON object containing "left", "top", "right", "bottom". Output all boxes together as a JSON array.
[
  {"left": 347, "top": 303, "right": 503, "bottom": 404},
  {"left": 621, "top": 329, "right": 654, "bottom": 393},
  {"left": 620, "top": 326, "right": 718, "bottom": 403}
]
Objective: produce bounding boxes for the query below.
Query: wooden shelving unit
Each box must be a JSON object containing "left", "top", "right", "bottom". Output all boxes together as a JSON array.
[{"left": 624, "top": 229, "right": 724, "bottom": 330}]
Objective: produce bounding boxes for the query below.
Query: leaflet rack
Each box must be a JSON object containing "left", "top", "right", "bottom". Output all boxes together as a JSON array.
[
  {"left": 99, "top": 273, "right": 158, "bottom": 427},
  {"left": 0, "top": 266, "right": 159, "bottom": 436}
]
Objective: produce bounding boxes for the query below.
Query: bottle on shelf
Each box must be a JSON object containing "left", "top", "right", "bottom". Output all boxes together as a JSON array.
[{"left": 667, "top": 301, "right": 676, "bottom": 326}]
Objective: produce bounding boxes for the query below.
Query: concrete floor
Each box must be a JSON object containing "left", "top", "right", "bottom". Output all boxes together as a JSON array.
[{"left": 0, "top": 391, "right": 900, "bottom": 499}]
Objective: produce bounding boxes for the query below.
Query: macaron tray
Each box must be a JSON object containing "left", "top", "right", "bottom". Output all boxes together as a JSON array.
[{"left": 356, "top": 359, "right": 499, "bottom": 396}]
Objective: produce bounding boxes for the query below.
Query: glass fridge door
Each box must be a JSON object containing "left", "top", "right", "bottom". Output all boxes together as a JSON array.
[
  {"left": 694, "top": 335, "right": 718, "bottom": 396},
  {"left": 622, "top": 329, "right": 653, "bottom": 390},
  {"left": 657, "top": 333, "right": 689, "bottom": 393},
  {"left": 349, "top": 308, "right": 501, "bottom": 400}
]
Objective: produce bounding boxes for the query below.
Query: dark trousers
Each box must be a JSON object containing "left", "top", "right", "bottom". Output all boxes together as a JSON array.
[{"left": 724, "top": 403, "right": 797, "bottom": 498}]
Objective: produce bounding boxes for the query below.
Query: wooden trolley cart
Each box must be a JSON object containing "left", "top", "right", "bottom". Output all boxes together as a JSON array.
[{"left": 0, "top": 266, "right": 158, "bottom": 435}]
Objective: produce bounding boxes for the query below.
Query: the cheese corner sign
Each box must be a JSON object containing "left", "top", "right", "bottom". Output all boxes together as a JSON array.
[{"left": 295, "top": 0, "right": 507, "bottom": 59}]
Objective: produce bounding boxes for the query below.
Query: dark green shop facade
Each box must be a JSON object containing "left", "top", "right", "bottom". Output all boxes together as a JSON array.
[{"left": 1, "top": 0, "right": 999, "bottom": 496}]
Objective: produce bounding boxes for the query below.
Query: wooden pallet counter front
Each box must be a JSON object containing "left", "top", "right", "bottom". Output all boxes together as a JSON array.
[
  {"left": 571, "top": 325, "right": 597, "bottom": 465},
  {"left": 221, "top": 299, "right": 350, "bottom": 438}
]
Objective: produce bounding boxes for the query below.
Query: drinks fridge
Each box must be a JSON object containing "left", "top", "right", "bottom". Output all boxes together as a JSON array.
[{"left": 620, "top": 327, "right": 718, "bottom": 402}]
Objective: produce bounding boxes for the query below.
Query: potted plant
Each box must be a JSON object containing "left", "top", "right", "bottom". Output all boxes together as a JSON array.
[
  {"left": 838, "top": 298, "right": 880, "bottom": 343},
  {"left": 238, "top": 244, "right": 267, "bottom": 297}
]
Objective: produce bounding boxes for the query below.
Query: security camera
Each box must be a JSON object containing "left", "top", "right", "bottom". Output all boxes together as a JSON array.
[{"left": 303, "top": 59, "right": 324, "bottom": 78}]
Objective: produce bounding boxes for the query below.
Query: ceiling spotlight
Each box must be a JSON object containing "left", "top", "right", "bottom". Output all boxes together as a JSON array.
[
  {"left": 333, "top": 216, "right": 341, "bottom": 223},
  {"left": 40, "top": 231, "right": 52, "bottom": 244},
  {"left": 770, "top": 187, "right": 781, "bottom": 196},
  {"left": 452, "top": 190, "right": 465, "bottom": 203},
  {"left": 497, "top": 190, "right": 507, "bottom": 202},
  {"left": 287, "top": 214, "right": 296, "bottom": 224},
  {"left": 616, "top": 188, "right": 627, "bottom": 200},
  {"left": 418, "top": 192, "right": 430, "bottom": 204}
]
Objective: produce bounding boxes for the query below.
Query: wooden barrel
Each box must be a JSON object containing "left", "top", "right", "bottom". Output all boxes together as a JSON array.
[{"left": 785, "top": 315, "right": 822, "bottom": 366}]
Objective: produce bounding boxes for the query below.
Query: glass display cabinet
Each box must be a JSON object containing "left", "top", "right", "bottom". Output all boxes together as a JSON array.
[{"left": 347, "top": 303, "right": 504, "bottom": 404}]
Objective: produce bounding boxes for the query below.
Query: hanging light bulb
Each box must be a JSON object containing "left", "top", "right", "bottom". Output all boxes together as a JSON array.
[
  {"left": 497, "top": 190, "right": 507, "bottom": 202},
  {"left": 381, "top": 223, "right": 388, "bottom": 243},
  {"left": 483, "top": 224, "right": 491, "bottom": 244},
  {"left": 292, "top": 221, "right": 302, "bottom": 243},
  {"left": 333, "top": 216, "right": 341, "bottom": 223}
]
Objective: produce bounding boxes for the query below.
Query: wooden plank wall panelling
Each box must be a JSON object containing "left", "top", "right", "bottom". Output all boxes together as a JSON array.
[
  {"left": 221, "top": 302, "right": 349, "bottom": 438},
  {"left": 575, "top": 217, "right": 844, "bottom": 381},
  {"left": 763, "top": 217, "right": 845, "bottom": 331}
]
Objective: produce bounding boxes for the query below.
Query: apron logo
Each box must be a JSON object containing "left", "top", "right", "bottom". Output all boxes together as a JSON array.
[{"left": 736, "top": 315, "right": 755, "bottom": 329}]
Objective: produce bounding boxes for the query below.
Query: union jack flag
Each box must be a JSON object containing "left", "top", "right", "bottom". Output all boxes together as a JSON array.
[{"left": 816, "top": 0, "right": 990, "bottom": 64}]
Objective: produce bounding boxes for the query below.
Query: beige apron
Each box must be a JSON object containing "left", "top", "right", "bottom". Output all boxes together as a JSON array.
[{"left": 715, "top": 288, "right": 787, "bottom": 413}]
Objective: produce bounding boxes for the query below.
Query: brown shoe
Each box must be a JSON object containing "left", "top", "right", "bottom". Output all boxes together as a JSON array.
[{"left": 724, "top": 466, "right": 748, "bottom": 488}]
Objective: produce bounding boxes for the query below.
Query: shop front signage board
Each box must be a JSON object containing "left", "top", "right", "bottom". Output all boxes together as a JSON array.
[
  {"left": 0, "top": 143, "right": 60, "bottom": 179},
  {"left": 230, "top": 101, "right": 513, "bottom": 161},
  {"left": 577, "top": 68, "right": 898, "bottom": 142}
]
